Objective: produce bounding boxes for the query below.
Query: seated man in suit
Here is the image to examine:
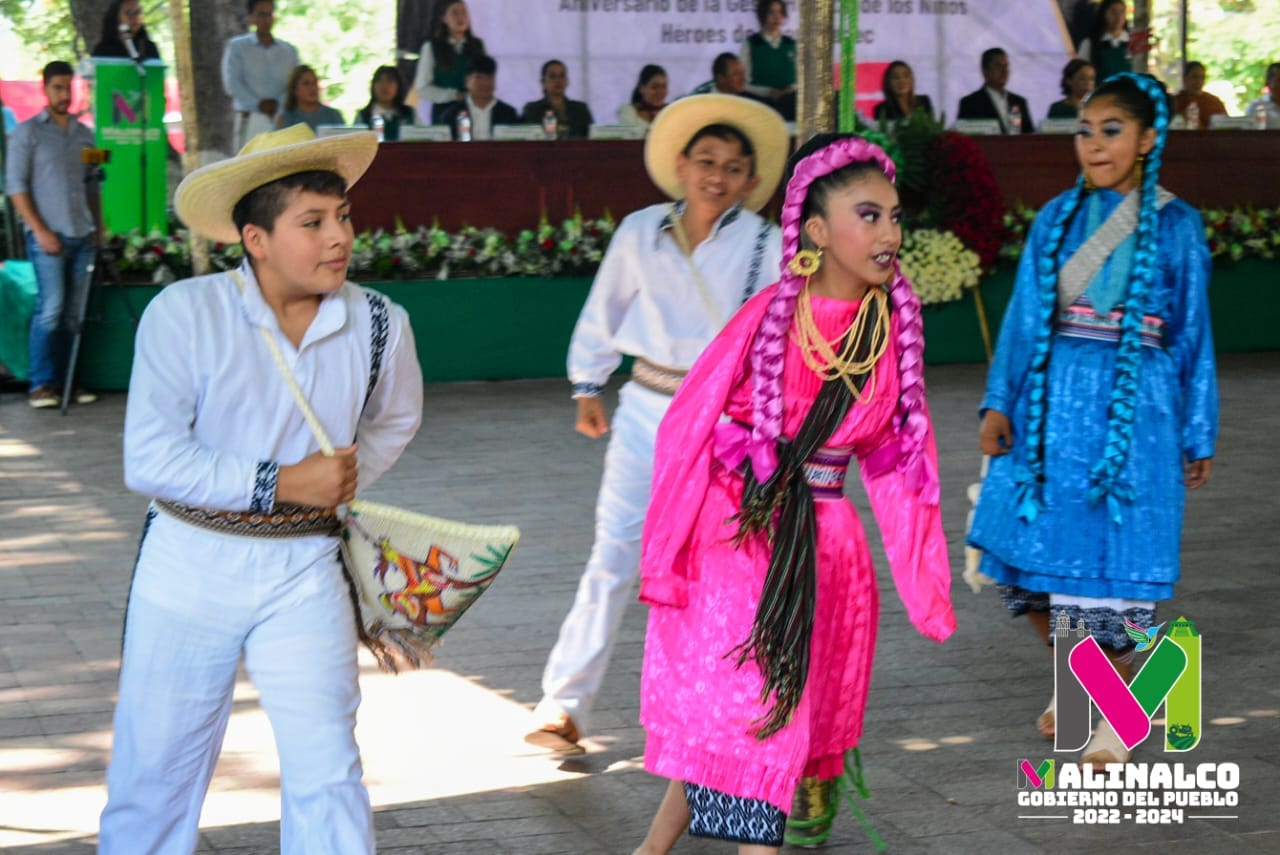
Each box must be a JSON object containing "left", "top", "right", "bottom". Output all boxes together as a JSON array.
[
  {"left": 438, "top": 55, "right": 519, "bottom": 140},
  {"left": 956, "top": 47, "right": 1035, "bottom": 134}
]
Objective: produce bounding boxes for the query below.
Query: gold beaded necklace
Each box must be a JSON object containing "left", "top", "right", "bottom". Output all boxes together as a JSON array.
[{"left": 790, "top": 283, "right": 891, "bottom": 401}]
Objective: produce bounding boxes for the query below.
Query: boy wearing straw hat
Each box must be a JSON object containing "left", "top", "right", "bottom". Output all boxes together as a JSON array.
[
  {"left": 98, "top": 124, "right": 423, "bottom": 855},
  {"left": 526, "top": 94, "right": 787, "bottom": 754}
]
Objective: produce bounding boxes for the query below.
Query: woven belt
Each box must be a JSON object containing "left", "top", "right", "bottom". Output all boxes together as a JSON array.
[
  {"left": 155, "top": 500, "right": 341, "bottom": 539},
  {"left": 800, "top": 447, "right": 855, "bottom": 500},
  {"left": 1056, "top": 305, "right": 1165, "bottom": 348},
  {"left": 733, "top": 445, "right": 854, "bottom": 501},
  {"left": 631, "top": 357, "right": 688, "bottom": 396}
]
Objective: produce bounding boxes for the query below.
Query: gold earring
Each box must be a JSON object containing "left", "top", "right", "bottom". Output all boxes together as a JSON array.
[
  {"left": 1134, "top": 153, "right": 1145, "bottom": 185},
  {"left": 787, "top": 247, "right": 823, "bottom": 277},
  {"left": 1082, "top": 172, "right": 1095, "bottom": 192}
]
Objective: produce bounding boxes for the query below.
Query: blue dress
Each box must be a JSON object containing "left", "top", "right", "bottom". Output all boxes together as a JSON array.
[{"left": 968, "top": 188, "right": 1218, "bottom": 602}]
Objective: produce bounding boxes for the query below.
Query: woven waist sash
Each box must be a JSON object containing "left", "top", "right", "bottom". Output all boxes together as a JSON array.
[
  {"left": 734, "top": 445, "right": 854, "bottom": 501},
  {"left": 800, "top": 447, "right": 855, "bottom": 500},
  {"left": 155, "top": 500, "right": 341, "bottom": 539},
  {"left": 631, "top": 357, "right": 688, "bottom": 396},
  {"left": 1056, "top": 305, "right": 1165, "bottom": 348}
]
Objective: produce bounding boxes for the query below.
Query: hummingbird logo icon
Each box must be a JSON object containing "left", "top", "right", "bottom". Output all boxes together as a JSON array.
[{"left": 1124, "top": 619, "right": 1166, "bottom": 653}]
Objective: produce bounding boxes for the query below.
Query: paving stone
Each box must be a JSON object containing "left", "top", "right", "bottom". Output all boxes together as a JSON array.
[{"left": 1, "top": 354, "right": 1277, "bottom": 852}]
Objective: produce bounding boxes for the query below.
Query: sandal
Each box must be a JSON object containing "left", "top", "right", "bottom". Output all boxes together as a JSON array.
[
  {"left": 1036, "top": 693, "right": 1055, "bottom": 741},
  {"left": 784, "top": 750, "right": 887, "bottom": 851},
  {"left": 785, "top": 776, "right": 837, "bottom": 849},
  {"left": 523, "top": 713, "right": 585, "bottom": 755}
]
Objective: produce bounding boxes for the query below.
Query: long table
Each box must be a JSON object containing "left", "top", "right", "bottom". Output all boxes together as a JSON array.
[
  {"left": 12, "top": 258, "right": 1271, "bottom": 390},
  {"left": 347, "top": 131, "right": 1279, "bottom": 234}
]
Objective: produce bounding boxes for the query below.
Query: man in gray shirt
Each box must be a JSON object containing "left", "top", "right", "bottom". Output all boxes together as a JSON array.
[
  {"left": 221, "top": 0, "right": 300, "bottom": 149},
  {"left": 5, "top": 61, "right": 99, "bottom": 408}
]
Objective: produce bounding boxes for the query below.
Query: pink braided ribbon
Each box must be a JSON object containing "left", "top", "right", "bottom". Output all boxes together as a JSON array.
[{"left": 746, "top": 135, "right": 939, "bottom": 504}]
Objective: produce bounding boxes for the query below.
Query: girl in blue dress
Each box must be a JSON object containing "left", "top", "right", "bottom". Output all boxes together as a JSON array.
[{"left": 968, "top": 73, "right": 1217, "bottom": 766}]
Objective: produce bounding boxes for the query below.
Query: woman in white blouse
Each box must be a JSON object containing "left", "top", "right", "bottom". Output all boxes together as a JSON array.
[{"left": 618, "top": 64, "right": 669, "bottom": 127}]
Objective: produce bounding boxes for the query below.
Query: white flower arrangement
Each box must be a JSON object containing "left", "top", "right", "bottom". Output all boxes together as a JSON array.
[{"left": 898, "top": 228, "right": 983, "bottom": 306}]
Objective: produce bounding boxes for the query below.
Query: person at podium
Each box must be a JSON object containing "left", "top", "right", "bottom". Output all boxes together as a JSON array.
[{"left": 91, "top": 0, "right": 161, "bottom": 61}]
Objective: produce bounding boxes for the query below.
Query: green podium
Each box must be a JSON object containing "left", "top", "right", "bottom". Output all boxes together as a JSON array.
[{"left": 93, "top": 58, "right": 167, "bottom": 236}]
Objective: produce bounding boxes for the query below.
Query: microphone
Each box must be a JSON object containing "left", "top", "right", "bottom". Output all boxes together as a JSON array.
[{"left": 118, "top": 22, "right": 141, "bottom": 62}]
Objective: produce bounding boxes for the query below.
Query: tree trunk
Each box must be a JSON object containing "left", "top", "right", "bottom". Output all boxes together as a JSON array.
[
  {"left": 796, "top": 0, "right": 835, "bottom": 142},
  {"left": 397, "top": 0, "right": 444, "bottom": 99},
  {"left": 186, "top": 0, "right": 244, "bottom": 163},
  {"left": 68, "top": 0, "right": 114, "bottom": 56}
]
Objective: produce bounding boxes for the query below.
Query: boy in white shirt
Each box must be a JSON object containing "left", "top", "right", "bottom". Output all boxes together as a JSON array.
[
  {"left": 98, "top": 124, "right": 423, "bottom": 855},
  {"left": 526, "top": 94, "right": 786, "bottom": 754}
]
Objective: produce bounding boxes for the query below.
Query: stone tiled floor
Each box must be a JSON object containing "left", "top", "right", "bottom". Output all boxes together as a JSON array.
[{"left": 1, "top": 354, "right": 1277, "bottom": 853}]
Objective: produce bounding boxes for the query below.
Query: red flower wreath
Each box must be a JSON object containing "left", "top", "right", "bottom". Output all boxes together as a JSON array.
[{"left": 926, "top": 132, "right": 1007, "bottom": 268}]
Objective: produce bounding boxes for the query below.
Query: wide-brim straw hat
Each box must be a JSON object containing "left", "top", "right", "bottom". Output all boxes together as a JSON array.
[
  {"left": 644, "top": 93, "right": 789, "bottom": 212},
  {"left": 175, "top": 124, "right": 379, "bottom": 243}
]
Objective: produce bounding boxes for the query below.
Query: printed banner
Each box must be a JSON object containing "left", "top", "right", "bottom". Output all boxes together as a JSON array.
[
  {"left": 93, "top": 59, "right": 167, "bottom": 235},
  {"left": 469, "top": 0, "right": 1073, "bottom": 128}
]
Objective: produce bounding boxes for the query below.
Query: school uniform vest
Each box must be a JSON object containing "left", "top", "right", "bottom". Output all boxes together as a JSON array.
[
  {"left": 1094, "top": 40, "right": 1130, "bottom": 80},
  {"left": 746, "top": 33, "right": 797, "bottom": 90},
  {"left": 433, "top": 44, "right": 470, "bottom": 92}
]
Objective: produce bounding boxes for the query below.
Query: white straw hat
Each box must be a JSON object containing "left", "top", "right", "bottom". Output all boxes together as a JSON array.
[
  {"left": 644, "top": 93, "right": 789, "bottom": 212},
  {"left": 174, "top": 124, "right": 379, "bottom": 243}
]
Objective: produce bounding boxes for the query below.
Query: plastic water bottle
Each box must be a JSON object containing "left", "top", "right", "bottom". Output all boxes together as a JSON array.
[
  {"left": 542, "top": 109, "right": 558, "bottom": 140},
  {"left": 1186, "top": 101, "right": 1200, "bottom": 130},
  {"left": 1009, "top": 103, "right": 1022, "bottom": 134},
  {"left": 371, "top": 113, "right": 385, "bottom": 142},
  {"left": 1255, "top": 102, "right": 1268, "bottom": 131},
  {"left": 457, "top": 109, "right": 472, "bottom": 142}
]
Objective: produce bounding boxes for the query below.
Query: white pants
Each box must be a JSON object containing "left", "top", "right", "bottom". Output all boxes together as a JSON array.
[
  {"left": 535, "top": 383, "right": 672, "bottom": 733},
  {"left": 99, "top": 509, "right": 374, "bottom": 855}
]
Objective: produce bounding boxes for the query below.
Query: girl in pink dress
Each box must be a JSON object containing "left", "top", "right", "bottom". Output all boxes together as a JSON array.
[{"left": 633, "top": 134, "right": 957, "bottom": 853}]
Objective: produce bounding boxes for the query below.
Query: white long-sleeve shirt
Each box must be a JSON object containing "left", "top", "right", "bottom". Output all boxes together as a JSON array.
[
  {"left": 568, "top": 202, "right": 781, "bottom": 396},
  {"left": 124, "top": 263, "right": 423, "bottom": 516},
  {"left": 220, "top": 33, "right": 299, "bottom": 113}
]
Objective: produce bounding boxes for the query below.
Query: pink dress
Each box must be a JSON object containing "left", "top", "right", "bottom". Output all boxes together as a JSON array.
[{"left": 639, "top": 287, "right": 956, "bottom": 812}]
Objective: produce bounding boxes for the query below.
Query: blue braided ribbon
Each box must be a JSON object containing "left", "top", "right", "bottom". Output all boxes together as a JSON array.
[
  {"left": 1021, "top": 72, "right": 1169, "bottom": 527},
  {"left": 1086, "top": 469, "right": 1138, "bottom": 524},
  {"left": 1082, "top": 72, "right": 1170, "bottom": 525},
  {"left": 1013, "top": 464, "right": 1045, "bottom": 522},
  {"left": 1018, "top": 175, "right": 1086, "bottom": 523}
]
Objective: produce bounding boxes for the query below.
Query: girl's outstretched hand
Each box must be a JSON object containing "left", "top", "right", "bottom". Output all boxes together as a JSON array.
[
  {"left": 978, "top": 410, "right": 1013, "bottom": 456},
  {"left": 1185, "top": 457, "right": 1213, "bottom": 489}
]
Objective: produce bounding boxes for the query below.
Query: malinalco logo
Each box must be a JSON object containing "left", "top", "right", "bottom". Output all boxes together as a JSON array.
[
  {"left": 1017, "top": 758, "right": 1054, "bottom": 789},
  {"left": 1053, "top": 615, "right": 1201, "bottom": 753}
]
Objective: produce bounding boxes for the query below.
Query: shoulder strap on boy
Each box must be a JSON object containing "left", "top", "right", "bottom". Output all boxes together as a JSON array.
[
  {"left": 741, "top": 219, "right": 773, "bottom": 305},
  {"left": 362, "top": 290, "right": 390, "bottom": 412}
]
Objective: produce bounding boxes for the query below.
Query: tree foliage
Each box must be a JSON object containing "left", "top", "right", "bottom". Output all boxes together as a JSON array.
[
  {"left": 1150, "top": 0, "right": 1280, "bottom": 111},
  {"left": 269, "top": 0, "right": 396, "bottom": 117},
  {"left": 0, "top": 0, "right": 173, "bottom": 69},
  {"left": 1, "top": 1, "right": 391, "bottom": 118}
]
